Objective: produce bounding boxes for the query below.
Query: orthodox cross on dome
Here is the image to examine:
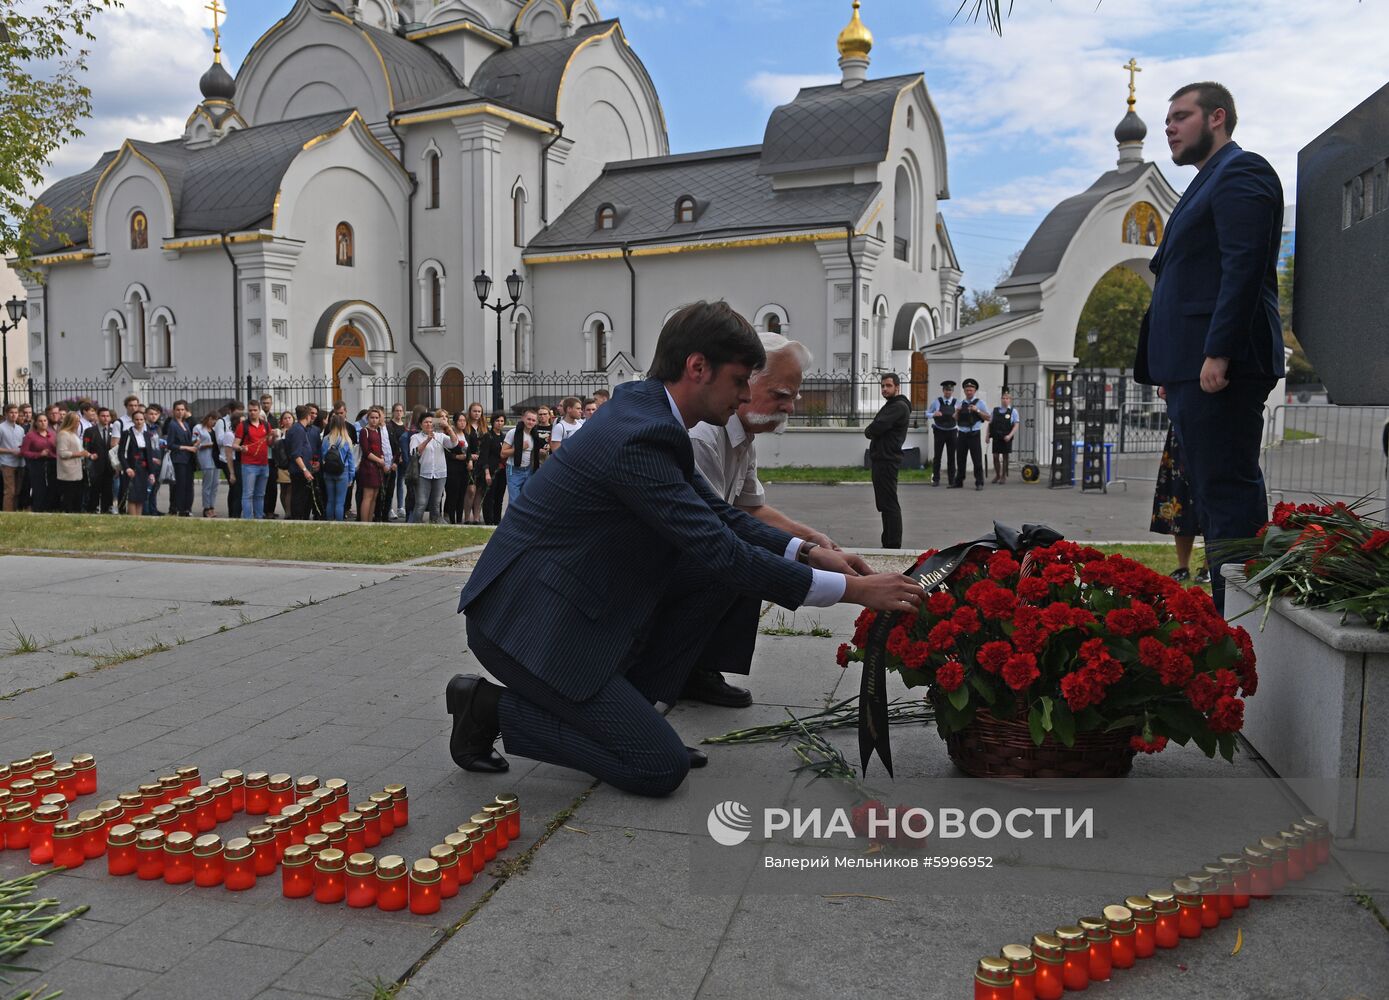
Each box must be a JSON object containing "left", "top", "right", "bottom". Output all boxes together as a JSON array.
[
  {"left": 1123, "top": 57, "right": 1142, "bottom": 111},
  {"left": 206, "top": 0, "right": 226, "bottom": 63}
]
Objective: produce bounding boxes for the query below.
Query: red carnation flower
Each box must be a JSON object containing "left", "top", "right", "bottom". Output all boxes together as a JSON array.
[
  {"left": 1042, "top": 562, "right": 1076, "bottom": 587},
  {"left": 1158, "top": 648, "right": 1194, "bottom": 688},
  {"left": 886, "top": 625, "right": 911, "bottom": 658},
  {"left": 975, "top": 587, "right": 1018, "bottom": 621},
  {"left": 926, "top": 590, "right": 956, "bottom": 617},
  {"left": 1060, "top": 667, "right": 1107, "bottom": 711},
  {"left": 977, "top": 640, "right": 1013, "bottom": 675},
  {"left": 951, "top": 605, "right": 981, "bottom": 634},
  {"left": 1012, "top": 627, "right": 1047, "bottom": 655},
  {"left": 1208, "top": 695, "right": 1245, "bottom": 733},
  {"left": 1215, "top": 668, "right": 1241, "bottom": 699},
  {"left": 1185, "top": 673, "right": 1220, "bottom": 712},
  {"left": 835, "top": 643, "right": 851, "bottom": 668},
  {"left": 988, "top": 552, "right": 1021, "bottom": 581},
  {"left": 927, "top": 619, "right": 959, "bottom": 652},
  {"left": 852, "top": 609, "right": 877, "bottom": 647},
  {"left": 935, "top": 660, "right": 965, "bottom": 692},
  {"left": 1130, "top": 734, "right": 1169, "bottom": 754},
  {"left": 1362, "top": 530, "right": 1389, "bottom": 554},
  {"left": 902, "top": 641, "right": 931, "bottom": 670},
  {"left": 1002, "top": 652, "right": 1040, "bottom": 692},
  {"left": 1137, "top": 636, "right": 1166, "bottom": 670},
  {"left": 1017, "top": 577, "right": 1051, "bottom": 602}
]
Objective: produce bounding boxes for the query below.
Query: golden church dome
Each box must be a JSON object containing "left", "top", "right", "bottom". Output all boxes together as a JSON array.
[{"left": 836, "top": 0, "right": 874, "bottom": 59}]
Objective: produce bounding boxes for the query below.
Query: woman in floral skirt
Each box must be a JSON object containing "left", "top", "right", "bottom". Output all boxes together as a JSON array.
[{"left": 1150, "top": 424, "right": 1210, "bottom": 584}]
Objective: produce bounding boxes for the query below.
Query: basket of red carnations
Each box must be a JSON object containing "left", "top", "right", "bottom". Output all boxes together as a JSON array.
[{"left": 837, "top": 540, "right": 1257, "bottom": 779}]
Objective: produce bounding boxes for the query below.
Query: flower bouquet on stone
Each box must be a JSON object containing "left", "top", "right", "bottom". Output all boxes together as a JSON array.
[
  {"left": 1228, "top": 499, "right": 1389, "bottom": 632},
  {"left": 837, "top": 540, "right": 1258, "bottom": 761}
]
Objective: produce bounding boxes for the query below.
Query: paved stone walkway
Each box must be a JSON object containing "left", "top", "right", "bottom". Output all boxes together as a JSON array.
[{"left": 2, "top": 548, "right": 1385, "bottom": 999}]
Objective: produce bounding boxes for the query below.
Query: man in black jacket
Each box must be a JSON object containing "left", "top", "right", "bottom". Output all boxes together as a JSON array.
[
  {"left": 81, "top": 407, "right": 116, "bottom": 514},
  {"left": 864, "top": 373, "right": 911, "bottom": 548}
]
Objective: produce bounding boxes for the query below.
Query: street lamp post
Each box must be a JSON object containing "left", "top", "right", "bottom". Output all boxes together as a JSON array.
[
  {"left": 473, "top": 268, "right": 524, "bottom": 414},
  {"left": 1, "top": 296, "right": 27, "bottom": 407}
]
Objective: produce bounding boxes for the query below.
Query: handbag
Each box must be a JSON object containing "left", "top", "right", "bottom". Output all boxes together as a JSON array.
[{"left": 107, "top": 442, "right": 121, "bottom": 473}]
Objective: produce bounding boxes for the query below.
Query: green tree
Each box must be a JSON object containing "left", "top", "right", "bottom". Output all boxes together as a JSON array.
[
  {"left": 1, "top": 1, "right": 122, "bottom": 271},
  {"left": 1072, "top": 265, "right": 1151, "bottom": 369},
  {"left": 1278, "top": 253, "right": 1317, "bottom": 383},
  {"left": 959, "top": 287, "right": 1006, "bottom": 327}
]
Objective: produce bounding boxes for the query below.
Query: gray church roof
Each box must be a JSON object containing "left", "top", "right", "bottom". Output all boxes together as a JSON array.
[
  {"left": 759, "top": 74, "right": 921, "bottom": 176},
  {"left": 999, "top": 164, "right": 1153, "bottom": 287},
  {"left": 469, "top": 20, "right": 618, "bottom": 122},
  {"left": 31, "top": 110, "right": 355, "bottom": 254},
  {"left": 526, "top": 146, "right": 880, "bottom": 253},
  {"left": 356, "top": 18, "right": 462, "bottom": 109}
]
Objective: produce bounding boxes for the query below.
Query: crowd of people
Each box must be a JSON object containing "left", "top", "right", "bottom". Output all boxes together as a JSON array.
[{"left": 0, "top": 389, "right": 610, "bottom": 523}]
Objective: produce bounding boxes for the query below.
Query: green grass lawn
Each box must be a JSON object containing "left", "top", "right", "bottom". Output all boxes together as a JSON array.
[
  {"left": 1282, "top": 427, "right": 1320, "bottom": 442},
  {"left": 759, "top": 465, "right": 934, "bottom": 484},
  {"left": 0, "top": 513, "right": 492, "bottom": 565}
]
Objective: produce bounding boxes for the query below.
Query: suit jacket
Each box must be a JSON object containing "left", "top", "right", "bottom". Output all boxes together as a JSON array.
[
  {"left": 458, "top": 377, "right": 813, "bottom": 701},
  {"left": 1135, "top": 142, "right": 1286, "bottom": 386},
  {"left": 119, "top": 429, "right": 156, "bottom": 476},
  {"left": 864, "top": 394, "right": 911, "bottom": 463},
  {"left": 83, "top": 424, "right": 114, "bottom": 477},
  {"left": 165, "top": 419, "right": 196, "bottom": 465}
]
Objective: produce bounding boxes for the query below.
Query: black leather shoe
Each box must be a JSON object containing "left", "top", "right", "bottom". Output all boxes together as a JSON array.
[
  {"left": 975, "top": 483, "right": 984, "bottom": 491},
  {"left": 445, "top": 674, "right": 509, "bottom": 772},
  {"left": 682, "top": 670, "right": 753, "bottom": 708},
  {"left": 686, "top": 746, "right": 708, "bottom": 769},
  {"left": 930, "top": 480, "right": 940, "bottom": 487},
  {"left": 946, "top": 482, "right": 963, "bottom": 489}
]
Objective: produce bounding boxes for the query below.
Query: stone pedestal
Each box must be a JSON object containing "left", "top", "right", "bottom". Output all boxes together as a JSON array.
[{"left": 1225, "top": 568, "right": 1389, "bottom": 851}]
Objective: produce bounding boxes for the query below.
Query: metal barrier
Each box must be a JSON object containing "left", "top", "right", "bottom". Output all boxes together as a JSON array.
[{"left": 1262, "top": 404, "right": 1389, "bottom": 503}]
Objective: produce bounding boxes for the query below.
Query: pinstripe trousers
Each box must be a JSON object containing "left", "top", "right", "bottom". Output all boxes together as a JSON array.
[{"left": 467, "top": 618, "right": 690, "bottom": 797}]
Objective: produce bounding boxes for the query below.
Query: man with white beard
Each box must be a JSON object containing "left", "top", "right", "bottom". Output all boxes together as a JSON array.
[{"left": 684, "top": 332, "right": 872, "bottom": 708}]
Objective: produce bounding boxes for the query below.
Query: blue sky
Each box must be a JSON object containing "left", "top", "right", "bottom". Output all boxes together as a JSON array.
[{"left": 44, "top": 0, "right": 1389, "bottom": 295}]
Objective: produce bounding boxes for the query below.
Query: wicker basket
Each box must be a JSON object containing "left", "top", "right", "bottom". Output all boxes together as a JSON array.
[{"left": 940, "top": 700, "right": 1137, "bottom": 779}]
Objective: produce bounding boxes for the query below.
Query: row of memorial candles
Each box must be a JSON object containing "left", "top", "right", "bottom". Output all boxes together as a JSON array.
[
  {"left": 1, "top": 752, "right": 99, "bottom": 851},
  {"left": 972, "top": 815, "right": 1332, "bottom": 998}
]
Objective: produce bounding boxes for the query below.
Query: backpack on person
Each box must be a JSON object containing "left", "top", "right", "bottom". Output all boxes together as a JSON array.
[{"left": 322, "top": 442, "right": 345, "bottom": 475}]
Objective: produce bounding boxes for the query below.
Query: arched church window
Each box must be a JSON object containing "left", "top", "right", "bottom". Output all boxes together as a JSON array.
[
  {"left": 906, "top": 106, "right": 915, "bottom": 130},
  {"left": 765, "top": 313, "right": 782, "bottom": 335},
  {"left": 335, "top": 222, "right": 354, "bottom": 267},
  {"left": 875, "top": 222, "right": 884, "bottom": 242},
  {"left": 594, "top": 320, "right": 608, "bottom": 370},
  {"left": 675, "top": 197, "right": 695, "bottom": 224},
  {"left": 429, "top": 269, "right": 443, "bottom": 328},
  {"left": 514, "top": 311, "right": 533, "bottom": 372},
  {"left": 132, "top": 298, "right": 146, "bottom": 365},
  {"left": 130, "top": 211, "right": 148, "bottom": 250},
  {"left": 931, "top": 245, "right": 938, "bottom": 270},
  {"left": 513, "top": 189, "right": 526, "bottom": 247},
  {"left": 893, "top": 165, "right": 913, "bottom": 264},
  {"left": 596, "top": 204, "right": 616, "bottom": 231},
  {"left": 427, "top": 153, "right": 440, "bottom": 210}
]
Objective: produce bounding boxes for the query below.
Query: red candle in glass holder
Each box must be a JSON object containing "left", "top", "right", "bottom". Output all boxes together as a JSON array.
[
  {"left": 338, "top": 812, "right": 365, "bottom": 857},
  {"left": 321, "top": 821, "right": 347, "bottom": 858},
  {"left": 1278, "top": 830, "right": 1305, "bottom": 881},
  {"left": 28, "top": 804, "right": 64, "bottom": 864},
  {"left": 31, "top": 770, "right": 58, "bottom": 803},
  {"left": 51, "top": 762, "right": 77, "bottom": 802},
  {"left": 266, "top": 815, "right": 292, "bottom": 860},
  {"left": 5, "top": 802, "right": 34, "bottom": 850},
  {"left": 1244, "top": 845, "right": 1273, "bottom": 899},
  {"left": 158, "top": 774, "right": 184, "bottom": 804},
  {"left": 52, "top": 820, "right": 85, "bottom": 869},
  {"left": 384, "top": 784, "right": 408, "bottom": 829},
  {"left": 1203, "top": 864, "right": 1235, "bottom": 920},
  {"left": 136, "top": 829, "right": 166, "bottom": 880},
  {"left": 1173, "top": 879, "right": 1203, "bottom": 939},
  {"left": 9, "top": 778, "right": 37, "bottom": 807},
  {"left": 281, "top": 804, "right": 307, "bottom": 844},
  {"left": 192, "top": 834, "right": 225, "bottom": 887},
  {"left": 314, "top": 848, "right": 346, "bottom": 903},
  {"left": 282, "top": 844, "right": 314, "bottom": 898},
  {"left": 495, "top": 793, "right": 521, "bottom": 841},
  {"left": 973, "top": 956, "right": 1013, "bottom": 1000},
  {"left": 190, "top": 786, "right": 217, "bottom": 833},
  {"left": 370, "top": 793, "right": 395, "bottom": 837},
  {"left": 1220, "top": 854, "right": 1252, "bottom": 908},
  {"left": 97, "top": 799, "right": 124, "bottom": 836},
  {"left": 1260, "top": 836, "right": 1288, "bottom": 890},
  {"left": 444, "top": 834, "right": 474, "bottom": 887},
  {"left": 221, "top": 770, "right": 246, "bottom": 813},
  {"left": 409, "top": 858, "right": 442, "bottom": 915},
  {"left": 1054, "top": 926, "right": 1089, "bottom": 991},
  {"left": 1030, "top": 934, "right": 1065, "bottom": 1000},
  {"left": 163, "top": 831, "right": 195, "bottom": 884},
  {"left": 267, "top": 773, "right": 294, "bottom": 814},
  {"left": 1078, "top": 917, "right": 1111, "bottom": 982},
  {"left": 1104, "top": 904, "right": 1135, "bottom": 970},
  {"left": 138, "top": 782, "right": 163, "bottom": 810},
  {"left": 470, "top": 813, "right": 498, "bottom": 861},
  {"left": 117, "top": 791, "right": 144, "bottom": 815},
  {"left": 302, "top": 796, "right": 324, "bottom": 836},
  {"left": 70, "top": 754, "right": 98, "bottom": 796},
  {"left": 303, "top": 833, "right": 330, "bottom": 859},
  {"left": 376, "top": 855, "right": 408, "bottom": 911},
  {"left": 175, "top": 765, "right": 200, "bottom": 795},
  {"left": 208, "top": 778, "right": 234, "bottom": 824},
  {"left": 77, "top": 808, "right": 105, "bottom": 859},
  {"left": 311, "top": 788, "right": 336, "bottom": 827},
  {"left": 1186, "top": 872, "right": 1220, "bottom": 928},
  {"left": 224, "top": 837, "right": 257, "bottom": 891},
  {"left": 247, "top": 825, "right": 278, "bottom": 875},
  {"left": 355, "top": 801, "right": 382, "bottom": 847},
  {"left": 128, "top": 813, "right": 158, "bottom": 834},
  {"left": 1147, "top": 890, "right": 1180, "bottom": 949},
  {"left": 463, "top": 825, "right": 487, "bottom": 874},
  {"left": 429, "top": 844, "right": 460, "bottom": 898},
  {"left": 1125, "top": 896, "right": 1156, "bottom": 959},
  {"left": 1303, "top": 815, "right": 1331, "bottom": 866},
  {"left": 324, "top": 778, "right": 348, "bottom": 817},
  {"left": 106, "top": 823, "right": 138, "bottom": 875},
  {"left": 346, "top": 853, "right": 377, "bottom": 908},
  {"left": 294, "top": 774, "right": 320, "bottom": 803},
  {"left": 168, "top": 797, "right": 195, "bottom": 835},
  {"left": 483, "top": 804, "right": 509, "bottom": 850},
  {"left": 1001, "top": 944, "right": 1036, "bottom": 1000},
  {"left": 244, "top": 772, "right": 270, "bottom": 815},
  {"left": 0, "top": 762, "right": 10, "bottom": 790}
]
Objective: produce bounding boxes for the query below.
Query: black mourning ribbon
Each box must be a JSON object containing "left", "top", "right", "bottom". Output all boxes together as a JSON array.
[{"left": 858, "top": 522, "right": 1065, "bottom": 777}]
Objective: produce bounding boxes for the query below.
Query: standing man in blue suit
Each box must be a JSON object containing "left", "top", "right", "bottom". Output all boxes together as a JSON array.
[
  {"left": 449, "top": 302, "right": 925, "bottom": 797},
  {"left": 1135, "top": 82, "right": 1285, "bottom": 614}
]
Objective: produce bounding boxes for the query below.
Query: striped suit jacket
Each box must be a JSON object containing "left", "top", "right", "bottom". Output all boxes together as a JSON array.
[{"left": 458, "top": 377, "right": 812, "bottom": 701}]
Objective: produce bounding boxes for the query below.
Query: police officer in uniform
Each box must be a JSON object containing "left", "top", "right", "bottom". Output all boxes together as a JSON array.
[
  {"left": 925, "top": 380, "right": 958, "bottom": 487},
  {"left": 953, "top": 378, "right": 988, "bottom": 491}
]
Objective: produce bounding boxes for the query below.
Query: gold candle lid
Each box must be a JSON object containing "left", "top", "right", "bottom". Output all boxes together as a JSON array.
[
  {"left": 71, "top": 753, "right": 96, "bottom": 769},
  {"left": 975, "top": 956, "right": 1013, "bottom": 986},
  {"left": 1185, "top": 871, "right": 1213, "bottom": 888},
  {"left": 1030, "top": 933, "right": 1063, "bottom": 960},
  {"left": 444, "top": 832, "right": 471, "bottom": 852},
  {"left": 192, "top": 834, "right": 223, "bottom": 856},
  {"left": 1000, "top": 943, "right": 1034, "bottom": 965},
  {"left": 32, "top": 770, "right": 56, "bottom": 785},
  {"left": 1172, "top": 878, "right": 1201, "bottom": 899},
  {"left": 295, "top": 775, "right": 320, "bottom": 792},
  {"left": 51, "top": 761, "right": 75, "bottom": 778},
  {"left": 482, "top": 803, "right": 506, "bottom": 819},
  {"left": 377, "top": 854, "right": 407, "bottom": 878},
  {"left": 384, "top": 783, "right": 406, "bottom": 800},
  {"left": 77, "top": 808, "right": 104, "bottom": 830},
  {"left": 221, "top": 769, "right": 245, "bottom": 785},
  {"left": 138, "top": 782, "right": 162, "bottom": 798},
  {"left": 346, "top": 852, "right": 376, "bottom": 876},
  {"left": 4, "top": 801, "right": 34, "bottom": 818},
  {"left": 136, "top": 829, "right": 166, "bottom": 849},
  {"left": 107, "top": 822, "right": 137, "bottom": 846},
  {"left": 207, "top": 777, "right": 231, "bottom": 795},
  {"left": 494, "top": 792, "right": 518, "bottom": 807},
  {"left": 1259, "top": 835, "right": 1286, "bottom": 855},
  {"left": 303, "top": 833, "right": 330, "bottom": 853},
  {"left": 190, "top": 786, "right": 214, "bottom": 804},
  {"left": 1218, "top": 853, "right": 1249, "bottom": 872},
  {"left": 244, "top": 771, "right": 269, "bottom": 786},
  {"left": 176, "top": 765, "right": 201, "bottom": 782},
  {"left": 54, "top": 819, "right": 83, "bottom": 837},
  {"left": 1301, "top": 815, "right": 1328, "bottom": 831},
  {"left": 280, "top": 804, "right": 306, "bottom": 823},
  {"left": 265, "top": 815, "right": 291, "bottom": 833},
  {"left": 247, "top": 825, "right": 274, "bottom": 844},
  {"left": 282, "top": 844, "right": 312, "bottom": 866},
  {"left": 11, "top": 757, "right": 35, "bottom": 771},
  {"left": 32, "top": 750, "right": 55, "bottom": 766},
  {"left": 129, "top": 814, "right": 159, "bottom": 832},
  {"left": 40, "top": 793, "right": 68, "bottom": 808},
  {"left": 321, "top": 822, "right": 346, "bottom": 840},
  {"left": 34, "top": 803, "right": 66, "bottom": 822},
  {"left": 9, "top": 778, "right": 35, "bottom": 794},
  {"left": 470, "top": 812, "right": 494, "bottom": 828},
  {"left": 1146, "top": 888, "right": 1176, "bottom": 906},
  {"left": 1054, "top": 925, "right": 1086, "bottom": 945},
  {"left": 224, "top": 837, "right": 254, "bottom": 861},
  {"left": 1077, "top": 916, "right": 1109, "bottom": 937},
  {"left": 429, "top": 844, "right": 457, "bottom": 864},
  {"left": 338, "top": 811, "right": 363, "bottom": 829},
  {"left": 165, "top": 831, "right": 195, "bottom": 853},
  {"left": 268, "top": 773, "right": 292, "bottom": 789},
  {"left": 354, "top": 801, "right": 378, "bottom": 817},
  {"left": 118, "top": 791, "right": 145, "bottom": 808},
  {"left": 410, "top": 858, "right": 441, "bottom": 883},
  {"left": 159, "top": 774, "right": 183, "bottom": 791},
  {"left": 1279, "top": 829, "right": 1304, "bottom": 847},
  {"left": 98, "top": 800, "right": 124, "bottom": 821},
  {"left": 324, "top": 777, "right": 348, "bottom": 792},
  {"left": 1124, "top": 895, "right": 1154, "bottom": 913},
  {"left": 169, "top": 798, "right": 194, "bottom": 815},
  {"left": 1104, "top": 904, "right": 1134, "bottom": 928},
  {"left": 315, "top": 848, "right": 345, "bottom": 870},
  {"left": 368, "top": 791, "right": 392, "bottom": 807},
  {"left": 302, "top": 796, "right": 323, "bottom": 814},
  {"left": 456, "top": 822, "right": 481, "bottom": 837}
]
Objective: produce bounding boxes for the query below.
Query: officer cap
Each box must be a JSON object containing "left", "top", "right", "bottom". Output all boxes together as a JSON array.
[
  {"left": 940, "top": 379, "right": 956, "bottom": 389},
  {"left": 962, "top": 378, "right": 979, "bottom": 390}
]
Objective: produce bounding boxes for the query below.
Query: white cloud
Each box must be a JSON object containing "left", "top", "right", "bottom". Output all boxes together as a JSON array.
[{"left": 744, "top": 71, "right": 839, "bottom": 108}]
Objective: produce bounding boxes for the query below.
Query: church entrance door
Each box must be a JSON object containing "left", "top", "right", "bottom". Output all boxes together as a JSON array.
[
  {"left": 910, "top": 351, "right": 929, "bottom": 410},
  {"left": 332, "top": 325, "right": 366, "bottom": 404}
]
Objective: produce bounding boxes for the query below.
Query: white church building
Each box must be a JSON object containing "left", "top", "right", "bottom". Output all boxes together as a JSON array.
[{"left": 15, "top": 0, "right": 964, "bottom": 414}]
